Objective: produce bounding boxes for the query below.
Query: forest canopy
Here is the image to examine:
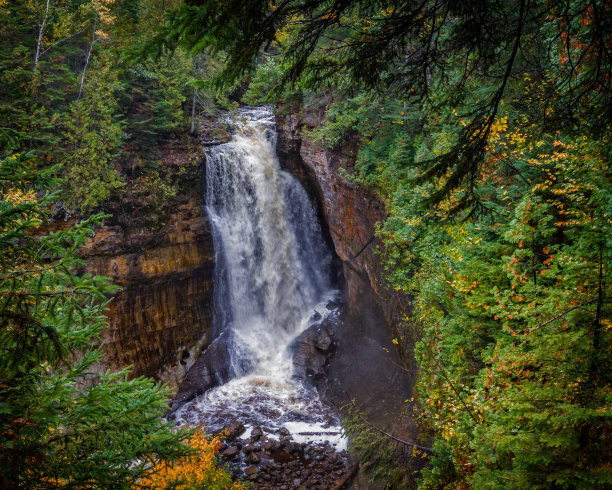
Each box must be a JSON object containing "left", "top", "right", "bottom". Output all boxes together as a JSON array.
[{"left": 153, "top": 0, "right": 612, "bottom": 212}]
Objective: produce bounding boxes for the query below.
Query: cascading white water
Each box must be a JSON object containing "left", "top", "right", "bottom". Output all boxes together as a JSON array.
[{"left": 175, "top": 107, "right": 345, "bottom": 448}]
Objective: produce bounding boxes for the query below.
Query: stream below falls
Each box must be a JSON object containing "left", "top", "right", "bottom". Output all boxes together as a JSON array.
[{"left": 173, "top": 108, "right": 351, "bottom": 483}]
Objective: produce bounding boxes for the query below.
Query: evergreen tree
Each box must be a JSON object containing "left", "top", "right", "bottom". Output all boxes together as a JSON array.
[
  {"left": 149, "top": 0, "right": 612, "bottom": 211},
  {"left": 0, "top": 149, "right": 192, "bottom": 488}
]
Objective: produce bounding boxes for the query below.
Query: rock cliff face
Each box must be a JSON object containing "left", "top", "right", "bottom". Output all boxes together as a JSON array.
[
  {"left": 275, "top": 110, "right": 416, "bottom": 437},
  {"left": 276, "top": 111, "right": 410, "bottom": 345},
  {"left": 81, "top": 136, "right": 214, "bottom": 393}
]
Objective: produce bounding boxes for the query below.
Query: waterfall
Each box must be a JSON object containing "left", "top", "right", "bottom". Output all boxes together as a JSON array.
[
  {"left": 205, "top": 107, "right": 331, "bottom": 378},
  {"left": 175, "top": 107, "right": 344, "bottom": 448}
]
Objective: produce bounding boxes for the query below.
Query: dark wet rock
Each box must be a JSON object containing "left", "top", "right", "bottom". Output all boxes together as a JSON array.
[
  {"left": 278, "top": 427, "right": 291, "bottom": 438},
  {"left": 248, "top": 438, "right": 353, "bottom": 490},
  {"left": 247, "top": 451, "right": 261, "bottom": 464},
  {"left": 172, "top": 332, "right": 233, "bottom": 410},
  {"left": 245, "top": 466, "right": 259, "bottom": 476},
  {"left": 220, "top": 420, "right": 246, "bottom": 441},
  {"left": 243, "top": 444, "right": 258, "bottom": 454},
  {"left": 326, "top": 299, "right": 342, "bottom": 310},
  {"left": 290, "top": 325, "right": 328, "bottom": 381},
  {"left": 316, "top": 330, "right": 333, "bottom": 352},
  {"left": 251, "top": 426, "right": 264, "bottom": 440},
  {"left": 222, "top": 446, "right": 239, "bottom": 459},
  {"left": 310, "top": 311, "right": 322, "bottom": 322}
]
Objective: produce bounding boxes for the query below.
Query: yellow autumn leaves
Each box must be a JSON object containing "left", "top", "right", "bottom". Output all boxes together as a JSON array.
[{"left": 138, "top": 428, "right": 248, "bottom": 490}]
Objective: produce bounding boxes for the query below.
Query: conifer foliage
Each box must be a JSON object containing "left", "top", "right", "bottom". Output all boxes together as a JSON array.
[{"left": 0, "top": 150, "right": 193, "bottom": 487}]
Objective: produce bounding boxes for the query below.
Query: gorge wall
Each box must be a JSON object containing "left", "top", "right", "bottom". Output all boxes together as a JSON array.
[
  {"left": 275, "top": 109, "right": 417, "bottom": 437},
  {"left": 81, "top": 136, "right": 215, "bottom": 393},
  {"left": 276, "top": 110, "right": 411, "bottom": 354},
  {"left": 74, "top": 109, "right": 414, "bottom": 424}
]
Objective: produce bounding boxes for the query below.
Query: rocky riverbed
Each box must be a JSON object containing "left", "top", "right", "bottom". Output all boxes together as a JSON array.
[{"left": 217, "top": 422, "right": 356, "bottom": 489}]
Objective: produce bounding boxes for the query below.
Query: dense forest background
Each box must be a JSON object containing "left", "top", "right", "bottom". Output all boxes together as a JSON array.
[{"left": 1, "top": 0, "right": 610, "bottom": 488}]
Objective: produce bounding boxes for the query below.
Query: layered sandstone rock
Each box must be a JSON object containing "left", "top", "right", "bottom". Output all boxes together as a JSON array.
[{"left": 80, "top": 137, "right": 214, "bottom": 393}]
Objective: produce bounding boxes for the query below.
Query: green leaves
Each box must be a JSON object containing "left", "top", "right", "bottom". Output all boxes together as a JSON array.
[
  {"left": 0, "top": 151, "right": 191, "bottom": 487},
  {"left": 404, "top": 132, "right": 612, "bottom": 488},
  {"left": 151, "top": 0, "right": 611, "bottom": 211}
]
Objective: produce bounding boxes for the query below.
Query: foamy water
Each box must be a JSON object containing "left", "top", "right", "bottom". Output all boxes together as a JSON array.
[{"left": 174, "top": 107, "right": 346, "bottom": 450}]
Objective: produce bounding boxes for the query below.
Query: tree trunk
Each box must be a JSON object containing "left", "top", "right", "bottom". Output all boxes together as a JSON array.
[
  {"left": 77, "top": 18, "right": 97, "bottom": 101},
  {"left": 190, "top": 86, "right": 197, "bottom": 135},
  {"left": 34, "top": 0, "right": 51, "bottom": 72}
]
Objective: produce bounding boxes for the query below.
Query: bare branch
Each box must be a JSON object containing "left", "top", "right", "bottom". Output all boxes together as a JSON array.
[{"left": 351, "top": 402, "right": 432, "bottom": 453}]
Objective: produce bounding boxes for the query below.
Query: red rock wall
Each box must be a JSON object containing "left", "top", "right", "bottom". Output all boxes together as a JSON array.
[
  {"left": 276, "top": 112, "right": 411, "bottom": 340},
  {"left": 276, "top": 110, "right": 418, "bottom": 448}
]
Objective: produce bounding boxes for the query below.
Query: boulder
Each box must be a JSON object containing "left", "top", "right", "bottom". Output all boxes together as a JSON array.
[
  {"left": 247, "top": 451, "right": 261, "bottom": 464},
  {"left": 221, "top": 421, "right": 246, "bottom": 441},
  {"left": 309, "top": 311, "right": 322, "bottom": 322},
  {"left": 290, "top": 326, "right": 327, "bottom": 381},
  {"left": 171, "top": 331, "right": 234, "bottom": 410},
  {"left": 222, "top": 446, "right": 239, "bottom": 459},
  {"left": 243, "top": 444, "right": 258, "bottom": 454},
  {"left": 251, "top": 426, "right": 264, "bottom": 441},
  {"left": 290, "top": 322, "right": 337, "bottom": 384},
  {"left": 316, "top": 330, "right": 333, "bottom": 352},
  {"left": 278, "top": 427, "right": 291, "bottom": 438}
]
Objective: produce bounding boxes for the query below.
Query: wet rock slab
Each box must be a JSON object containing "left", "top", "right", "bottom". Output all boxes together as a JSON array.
[{"left": 171, "top": 331, "right": 234, "bottom": 409}]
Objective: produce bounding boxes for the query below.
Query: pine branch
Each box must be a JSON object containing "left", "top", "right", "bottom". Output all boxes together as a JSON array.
[{"left": 529, "top": 298, "right": 598, "bottom": 333}]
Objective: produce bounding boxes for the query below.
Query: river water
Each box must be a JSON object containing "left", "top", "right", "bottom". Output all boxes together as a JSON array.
[{"left": 174, "top": 107, "right": 346, "bottom": 450}]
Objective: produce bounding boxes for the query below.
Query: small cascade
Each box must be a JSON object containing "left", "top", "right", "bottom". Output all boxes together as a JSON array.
[{"left": 175, "top": 107, "right": 345, "bottom": 450}]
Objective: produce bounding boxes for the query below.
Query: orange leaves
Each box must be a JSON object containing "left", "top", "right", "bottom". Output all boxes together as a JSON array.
[
  {"left": 321, "top": 9, "right": 340, "bottom": 24},
  {"left": 138, "top": 428, "right": 247, "bottom": 489}
]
